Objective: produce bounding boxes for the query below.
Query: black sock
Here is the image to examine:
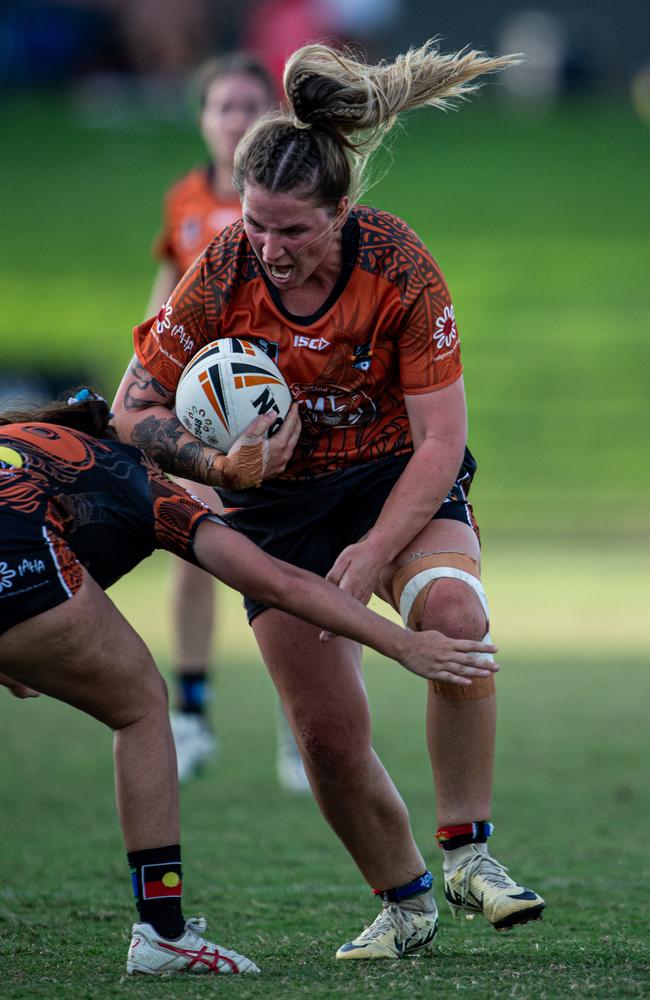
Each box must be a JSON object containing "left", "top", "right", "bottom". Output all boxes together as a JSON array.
[
  {"left": 128, "top": 844, "right": 185, "bottom": 939},
  {"left": 175, "top": 669, "right": 210, "bottom": 716}
]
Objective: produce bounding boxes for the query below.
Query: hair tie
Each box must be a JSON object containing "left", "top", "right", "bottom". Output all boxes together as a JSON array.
[
  {"left": 67, "top": 388, "right": 106, "bottom": 406},
  {"left": 293, "top": 116, "right": 312, "bottom": 130}
]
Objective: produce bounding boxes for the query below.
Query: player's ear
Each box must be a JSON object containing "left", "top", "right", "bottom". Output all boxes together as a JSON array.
[{"left": 333, "top": 197, "right": 350, "bottom": 230}]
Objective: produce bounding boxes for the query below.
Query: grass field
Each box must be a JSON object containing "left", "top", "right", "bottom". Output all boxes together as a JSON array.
[
  {"left": 1, "top": 88, "right": 649, "bottom": 997},
  {"left": 1, "top": 551, "right": 649, "bottom": 999}
]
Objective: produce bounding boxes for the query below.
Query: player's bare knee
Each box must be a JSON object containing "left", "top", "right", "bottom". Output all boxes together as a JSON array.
[
  {"left": 300, "top": 725, "right": 369, "bottom": 784},
  {"left": 422, "top": 578, "right": 486, "bottom": 640},
  {"left": 391, "top": 551, "right": 489, "bottom": 635},
  {"left": 391, "top": 551, "right": 495, "bottom": 700},
  {"left": 110, "top": 667, "right": 169, "bottom": 732}
]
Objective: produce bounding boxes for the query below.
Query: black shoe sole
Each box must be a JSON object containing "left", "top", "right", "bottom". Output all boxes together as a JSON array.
[{"left": 494, "top": 903, "right": 545, "bottom": 932}]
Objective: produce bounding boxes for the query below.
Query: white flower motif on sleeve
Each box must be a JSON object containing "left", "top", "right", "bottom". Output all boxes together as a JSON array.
[
  {"left": 156, "top": 300, "right": 173, "bottom": 335},
  {"left": 0, "top": 562, "right": 16, "bottom": 591},
  {"left": 433, "top": 305, "right": 458, "bottom": 350}
]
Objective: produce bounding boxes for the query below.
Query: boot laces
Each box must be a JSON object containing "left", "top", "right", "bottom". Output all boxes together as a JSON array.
[
  {"left": 460, "top": 852, "right": 514, "bottom": 899},
  {"left": 360, "top": 904, "right": 413, "bottom": 942},
  {"left": 184, "top": 917, "right": 208, "bottom": 937}
]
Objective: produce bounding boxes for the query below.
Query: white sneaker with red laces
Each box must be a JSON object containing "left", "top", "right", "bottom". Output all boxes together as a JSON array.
[{"left": 126, "top": 917, "right": 260, "bottom": 975}]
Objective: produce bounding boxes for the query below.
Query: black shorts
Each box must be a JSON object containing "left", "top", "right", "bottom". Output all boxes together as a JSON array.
[
  {"left": 0, "top": 426, "right": 212, "bottom": 637},
  {"left": 220, "top": 449, "right": 479, "bottom": 623},
  {"left": 0, "top": 509, "right": 86, "bottom": 637}
]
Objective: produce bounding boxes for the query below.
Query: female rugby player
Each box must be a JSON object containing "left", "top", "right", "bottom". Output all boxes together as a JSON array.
[
  {"left": 112, "top": 39, "right": 545, "bottom": 959},
  {"left": 144, "top": 54, "right": 309, "bottom": 790},
  {"left": 0, "top": 390, "right": 496, "bottom": 974}
]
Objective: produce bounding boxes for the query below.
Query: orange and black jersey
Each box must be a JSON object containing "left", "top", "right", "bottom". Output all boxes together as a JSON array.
[
  {"left": 136, "top": 206, "right": 463, "bottom": 479},
  {"left": 154, "top": 165, "right": 242, "bottom": 275},
  {"left": 0, "top": 423, "right": 212, "bottom": 631}
]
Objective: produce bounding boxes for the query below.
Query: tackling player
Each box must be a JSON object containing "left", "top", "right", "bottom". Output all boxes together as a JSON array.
[
  {"left": 0, "top": 390, "right": 497, "bottom": 974},
  {"left": 112, "top": 38, "right": 546, "bottom": 959}
]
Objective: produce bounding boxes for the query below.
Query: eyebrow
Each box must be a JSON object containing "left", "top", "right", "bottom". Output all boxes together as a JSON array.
[{"left": 244, "top": 213, "right": 305, "bottom": 233}]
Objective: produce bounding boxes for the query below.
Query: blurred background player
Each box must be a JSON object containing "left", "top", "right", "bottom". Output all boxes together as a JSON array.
[{"left": 144, "top": 53, "right": 308, "bottom": 790}]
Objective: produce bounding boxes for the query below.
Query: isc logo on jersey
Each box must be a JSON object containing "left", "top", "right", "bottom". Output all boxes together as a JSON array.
[
  {"left": 293, "top": 335, "right": 330, "bottom": 351},
  {"left": 175, "top": 338, "right": 291, "bottom": 452}
]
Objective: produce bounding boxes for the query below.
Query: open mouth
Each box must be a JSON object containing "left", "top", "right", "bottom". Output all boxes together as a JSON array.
[{"left": 269, "top": 264, "right": 294, "bottom": 282}]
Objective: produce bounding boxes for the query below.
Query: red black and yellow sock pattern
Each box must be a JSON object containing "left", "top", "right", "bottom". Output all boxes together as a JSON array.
[
  {"left": 128, "top": 844, "right": 185, "bottom": 939},
  {"left": 436, "top": 821, "right": 494, "bottom": 851}
]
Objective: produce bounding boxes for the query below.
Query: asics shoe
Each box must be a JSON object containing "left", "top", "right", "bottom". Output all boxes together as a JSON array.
[
  {"left": 276, "top": 706, "right": 310, "bottom": 794},
  {"left": 336, "top": 902, "right": 439, "bottom": 960},
  {"left": 126, "top": 917, "right": 260, "bottom": 975},
  {"left": 170, "top": 713, "right": 217, "bottom": 783},
  {"left": 444, "top": 846, "right": 545, "bottom": 930}
]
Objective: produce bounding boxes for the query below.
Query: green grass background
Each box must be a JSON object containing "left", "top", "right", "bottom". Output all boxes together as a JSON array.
[
  {"left": 1, "top": 91, "right": 649, "bottom": 997},
  {"left": 2, "top": 95, "right": 648, "bottom": 536}
]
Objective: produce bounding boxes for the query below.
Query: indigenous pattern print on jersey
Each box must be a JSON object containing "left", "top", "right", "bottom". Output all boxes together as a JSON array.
[
  {"left": 154, "top": 165, "right": 242, "bottom": 275},
  {"left": 135, "top": 206, "right": 463, "bottom": 479},
  {"left": 0, "top": 423, "right": 212, "bottom": 633}
]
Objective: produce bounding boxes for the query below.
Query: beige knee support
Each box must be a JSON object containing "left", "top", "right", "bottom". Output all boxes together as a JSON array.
[{"left": 391, "top": 552, "right": 495, "bottom": 701}]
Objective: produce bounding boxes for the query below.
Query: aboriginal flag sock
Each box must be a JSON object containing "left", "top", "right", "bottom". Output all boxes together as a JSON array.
[
  {"left": 128, "top": 844, "right": 185, "bottom": 939},
  {"left": 176, "top": 669, "right": 210, "bottom": 716}
]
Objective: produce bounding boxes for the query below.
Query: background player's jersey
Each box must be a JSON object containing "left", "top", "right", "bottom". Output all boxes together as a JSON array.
[
  {"left": 154, "top": 165, "right": 242, "bottom": 275},
  {"left": 0, "top": 423, "right": 211, "bottom": 595},
  {"left": 136, "top": 206, "right": 463, "bottom": 479}
]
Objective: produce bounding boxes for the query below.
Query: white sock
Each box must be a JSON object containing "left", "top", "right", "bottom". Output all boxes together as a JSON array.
[
  {"left": 395, "top": 889, "right": 437, "bottom": 914},
  {"left": 442, "top": 841, "right": 488, "bottom": 877}
]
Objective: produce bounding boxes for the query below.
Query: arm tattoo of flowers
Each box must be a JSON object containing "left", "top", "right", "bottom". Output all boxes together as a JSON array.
[
  {"left": 124, "top": 360, "right": 173, "bottom": 411},
  {"left": 131, "top": 414, "right": 212, "bottom": 481}
]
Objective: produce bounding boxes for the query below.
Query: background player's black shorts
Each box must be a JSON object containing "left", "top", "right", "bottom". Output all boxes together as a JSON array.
[{"left": 220, "top": 448, "right": 479, "bottom": 624}]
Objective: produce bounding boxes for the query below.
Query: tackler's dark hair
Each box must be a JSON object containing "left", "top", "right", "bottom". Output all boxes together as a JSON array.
[{"left": 0, "top": 388, "right": 118, "bottom": 440}]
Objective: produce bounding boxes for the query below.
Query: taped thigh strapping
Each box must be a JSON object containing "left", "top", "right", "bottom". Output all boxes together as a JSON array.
[{"left": 391, "top": 552, "right": 495, "bottom": 700}]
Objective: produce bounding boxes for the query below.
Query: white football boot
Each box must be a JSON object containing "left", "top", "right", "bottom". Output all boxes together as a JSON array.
[
  {"left": 170, "top": 713, "right": 217, "bottom": 783},
  {"left": 336, "top": 901, "right": 439, "bottom": 960},
  {"left": 126, "top": 917, "right": 260, "bottom": 975},
  {"left": 276, "top": 704, "right": 310, "bottom": 793},
  {"left": 444, "top": 845, "right": 545, "bottom": 930}
]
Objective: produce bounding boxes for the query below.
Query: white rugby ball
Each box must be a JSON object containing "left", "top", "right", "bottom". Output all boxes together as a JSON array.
[{"left": 175, "top": 338, "right": 291, "bottom": 452}]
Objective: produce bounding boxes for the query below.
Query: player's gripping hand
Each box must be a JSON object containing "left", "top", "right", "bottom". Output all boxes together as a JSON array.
[
  {"left": 399, "top": 631, "right": 499, "bottom": 685},
  {"left": 210, "top": 404, "right": 301, "bottom": 490},
  {"left": 0, "top": 671, "right": 41, "bottom": 699},
  {"left": 319, "top": 539, "right": 385, "bottom": 641}
]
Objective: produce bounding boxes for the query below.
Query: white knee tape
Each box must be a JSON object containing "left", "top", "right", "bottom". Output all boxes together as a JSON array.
[{"left": 398, "top": 567, "right": 491, "bottom": 630}]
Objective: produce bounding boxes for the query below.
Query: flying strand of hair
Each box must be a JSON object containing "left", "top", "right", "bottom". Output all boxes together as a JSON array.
[{"left": 284, "top": 39, "right": 522, "bottom": 151}]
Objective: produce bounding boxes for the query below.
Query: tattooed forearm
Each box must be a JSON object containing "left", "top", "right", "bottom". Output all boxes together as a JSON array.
[
  {"left": 124, "top": 361, "right": 173, "bottom": 411},
  {"left": 112, "top": 357, "right": 236, "bottom": 484},
  {"left": 131, "top": 414, "right": 214, "bottom": 481}
]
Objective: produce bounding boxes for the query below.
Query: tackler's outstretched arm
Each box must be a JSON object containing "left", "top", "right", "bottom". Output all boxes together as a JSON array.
[{"left": 192, "top": 517, "right": 499, "bottom": 687}]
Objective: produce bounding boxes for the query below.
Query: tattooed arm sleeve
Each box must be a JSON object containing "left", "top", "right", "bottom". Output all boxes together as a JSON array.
[
  {"left": 111, "top": 357, "right": 269, "bottom": 490},
  {"left": 111, "top": 356, "right": 226, "bottom": 484}
]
